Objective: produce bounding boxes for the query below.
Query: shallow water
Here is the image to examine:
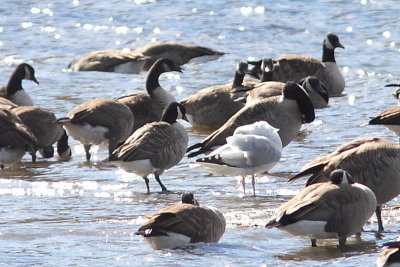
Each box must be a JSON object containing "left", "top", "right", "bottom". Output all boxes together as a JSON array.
[{"left": 1, "top": 0, "right": 400, "bottom": 266}]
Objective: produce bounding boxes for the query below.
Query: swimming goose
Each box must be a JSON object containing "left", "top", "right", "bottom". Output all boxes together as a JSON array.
[
  {"left": 187, "top": 82, "right": 315, "bottom": 157},
  {"left": 289, "top": 137, "right": 400, "bottom": 232},
  {"left": 58, "top": 98, "right": 134, "bottom": 161},
  {"left": 377, "top": 239, "right": 400, "bottom": 267},
  {"left": 0, "top": 108, "right": 38, "bottom": 168},
  {"left": 0, "top": 63, "right": 38, "bottom": 106},
  {"left": 266, "top": 169, "right": 376, "bottom": 247},
  {"left": 193, "top": 121, "right": 282, "bottom": 196},
  {"left": 369, "top": 106, "right": 400, "bottom": 140},
  {"left": 13, "top": 106, "right": 71, "bottom": 162},
  {"left": 117, "top": 58, "right": 182, "bottom": 133},
  {"left": 68, "top": 50, "right": 149, "bottom": 73},
  {"left": 69, "top": 42, "right": 224, "bottom": 74},
  {"left": 245, "top": 76, "right": 328, "bottom": 109},
  {"left": 136, "top": 192, "right": 226, "bottom": 250},
  {"left": 180, "top": 61, "right": 252, "bottom": 130},
  {"left": 253, "top": 33, "right": 345, "bottom": 96},
  {"left": 109, "top": 102, "right": 189, "bottom": 192}
]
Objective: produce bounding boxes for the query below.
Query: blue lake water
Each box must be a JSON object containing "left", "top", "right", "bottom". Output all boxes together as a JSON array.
[{"left": 1, "top": 0, "right": 400, "bottom": 266}]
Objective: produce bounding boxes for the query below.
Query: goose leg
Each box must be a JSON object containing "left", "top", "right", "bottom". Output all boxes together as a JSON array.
[
  {"left": 251, "top": 174, "right": 256, "bottom": 197},
  {"left": 154, "top": 173, "right": 167, "bottom": 192},
  {"left": 84, "top": 144, "right": 91, "bottom": 161},
  {"left": 108, "top": 140, "right": 118, "bottom": 157},
  {"left": 376, "top": 206, "right": 384, "bottom": 232},
  {"left": 143, "top": 177, "right": 150, "bottom": 193},
  {"left": 338, "top": 236, "right": 347, "bottom": 247},
  {"left": 311, "top": 239, "right": 317, "bottom": 247},
  {"left": 241, "top": 176, "right": 246, "bottom": 195},
  {"left": 30, "top": 150, "right": 37, "bottom": 162}
]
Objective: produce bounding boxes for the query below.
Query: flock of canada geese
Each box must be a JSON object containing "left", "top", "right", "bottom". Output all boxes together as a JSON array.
[{"left": 2, "top": 32, "right": 400, "bottom": 265}]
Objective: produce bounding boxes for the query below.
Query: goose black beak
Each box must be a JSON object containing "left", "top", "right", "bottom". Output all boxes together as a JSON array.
[{"left": 32, "top": 76, "right": 39, "bottom": 85}]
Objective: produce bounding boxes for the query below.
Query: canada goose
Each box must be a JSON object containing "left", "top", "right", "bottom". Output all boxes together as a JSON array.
[
  {"left": 109, "top": 102, "right": 189, "bottom": 192},
  {"left": 0, "top": 63, "right": 38, "bottom": 106},
  {"left": 117, "top": 58, "right": 182, "bottom": 133},
  {"left": 369, "top": 106, "right": 400, "bottom": 140},
  {"left": 245, "top": 76, "right": 328, "bottom": 109},
  {"left": 289, "top": 137, "right": 400, "bottom": 232},
  {"left": 252, "top": 33, "right": 345, "bottom": 96},
  {"left": 136, "top": 192, "right": 226, "bottom": 250},
  {"left": 180, "top": 61, "right": 253, "bottom": 130},
  {"left": 69, "top": 42, "right": 224, "bottom": 74},
  {"left": 0, "top": 108, "right": 38, "bottom": 168},
  {"left": 377, "top": 239, "right": 400, "bottom": 267},
  {"left": 187, "top": 82, "right": 315, "bottom": 157},
  {"left": 13, "top": 106, "right": 71, "bottom": 162},
  {"left": 266, "top": 169, "right": 376, "bottom": 247},
  {"left": 193, "top": 121, "right": 282, "bottom": 196},
  {"left": 58, "top": 98, "right": 134, "bottom": 161},
  {"left": 385, "top": 83, "right": 400, "bottom": 103}
]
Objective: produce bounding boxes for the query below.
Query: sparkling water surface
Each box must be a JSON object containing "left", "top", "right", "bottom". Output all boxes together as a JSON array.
[{"left": 1, "top": 0, "right": 400, "bottom": 266}]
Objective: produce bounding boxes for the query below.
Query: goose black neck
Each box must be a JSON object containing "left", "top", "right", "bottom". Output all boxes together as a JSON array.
[
  {"left": 6, "top": 68, "right": 24, "bottom": 95},
  {"left": 260, "top": 69, "right": 273, "bottom": 82},
  {"left": 322, "top": 45, "right": 336, "bottom": 63},
  {"left": 146, "top": 63, "right": 164, "bottom": 95},
  {"left": 232, "top": 71, "right": 245, "bottom": 87},
  {"left": 161, "top": 106, "right": 178, "bottom": 124}
]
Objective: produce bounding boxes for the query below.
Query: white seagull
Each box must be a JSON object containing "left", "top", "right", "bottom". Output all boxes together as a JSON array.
[{"left": 192, "top": 121, "right": 282, "bottom": 196}]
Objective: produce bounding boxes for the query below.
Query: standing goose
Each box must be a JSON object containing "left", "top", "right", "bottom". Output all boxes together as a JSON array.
[
  {"left": 266, "top": 169, "right": 376, "bottom": 247},
  {"left": 109, "top": 102, "right": 189, "bottom": 192},
  {"left": 245, "top": 76, "right": 329, "bottom": 109},
  {"left": 192, "top": 121, "right": 282, "bottom": 196},
  {"left": 377, "top": 239, "right": 400, "bottom": 267},
  {"left": 136, "top": 192, "right": 226, "bottom": 250},
  {"left": 58, "top": 98, "right": 134, "bottom": 161},
  {"left": 0, "top": 63, "right": 38, "bottom": 106},
  {"left": 180, "top": 61, "right": 252, "bottom": 130},
  {"left": 13, "top": 106, "right": 71, "bottom": 162},
  {"left": 117, "top": 58, "right": 182, "bottom": 133},
  {"left": 256, "top": 33, "right": 345, "bottom": 96},
  {"left": 69, "top": 42, "right": 224, "bottom": 74},
  {"left": 187, "top": 82, "right": 315, "bottom": 157},
  {"left": 0, "top": 108, "right": 38, "bottom": 168},
  {"left": 289, "top": 137, "right": 400, "bottom": 232}
]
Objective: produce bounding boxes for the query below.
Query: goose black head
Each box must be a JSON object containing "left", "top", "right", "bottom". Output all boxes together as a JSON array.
[
  {"left": 236, "top": 61, "right": 250, "bottom": 75},
  {"left": 299, "top": 76, "right": 329, "bottom": 104},
  {"left": 181, "top": 192, "right": 199, "bottom": 205},
  {"left": 324, "top": 33, "right": 345, "bottom": 50},
  {"left": 152, "top": 57, "right": 183, "bottom": 73},
  {"left": 14, "top": 63, "right": 39, "bottom": 85},
  {"left": 161, "top": 102, "right": 188, "bottom": 124},
  {"left": 330, "top": 169, "right": 354, "bottom": 185},
  {"left": 283, "top": 82, "right": 315, "bottom": 123}
]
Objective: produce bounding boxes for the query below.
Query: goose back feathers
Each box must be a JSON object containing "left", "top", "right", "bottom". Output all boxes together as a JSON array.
[
  {"left": 187, "top": 82, "right": 315, "bottom": 157},
  {"left": 266, "top": 169, "right": 376, "bottom": 247},
  {"left": 136, "top": 192, "right": 226, "bottom": 250},
  {"left": 289, "top": 137, "right": 400, "bottom": 231},
  {"left": 109, "top": 102, "right": 188, "bottom": 192}
]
